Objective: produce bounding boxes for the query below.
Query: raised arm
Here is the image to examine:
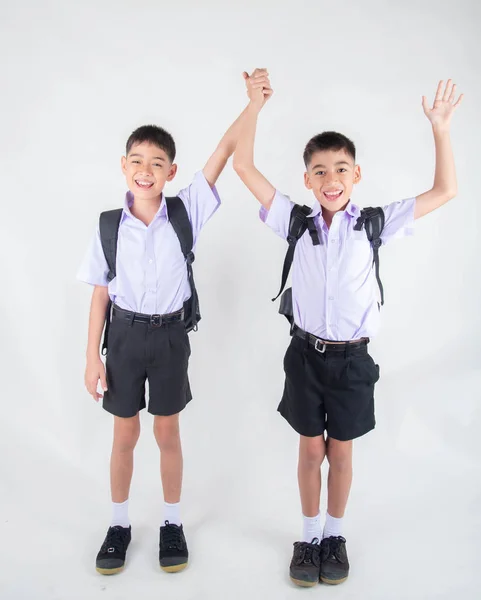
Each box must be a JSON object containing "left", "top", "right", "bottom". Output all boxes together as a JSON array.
[
  {"left": 414, "top": 79, "right": 463, "bottom": 220},
  {"left": 233, "top": 69, "right": 277, "bottom": 210},
  {"left": 203, "top": 69, "right": 273, "bottom": 188}
]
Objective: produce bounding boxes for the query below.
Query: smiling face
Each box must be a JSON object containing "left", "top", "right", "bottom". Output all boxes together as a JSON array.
[
  {"left": 121, "top": 142, "right": 177, "bottom": 201},
  {"left": 304, "top": 149, "right": 361, "bottom": 212}
]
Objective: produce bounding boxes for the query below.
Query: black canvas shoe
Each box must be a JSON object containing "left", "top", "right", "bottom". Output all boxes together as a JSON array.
[
  {"left": 159, "top": 521, "right": 189, "bottom": 573},
  {"left": 320, "top": 536, "right": 350, "bottom": 584},
  {"left": 96, "top": 525, "right": 132, "bottom": 575},
  {"left": 289, "top": 538, "right": 321, "bottom": 587}
]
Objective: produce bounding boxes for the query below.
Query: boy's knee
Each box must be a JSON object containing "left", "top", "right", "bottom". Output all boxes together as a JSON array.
[
  {"left": 153, "top": 415, "right": 180, "bottom": 451},
  {"left": 113, "top": 416, "right": 140, "bottom": 452},
  {"left": 299, "top": 436, "right": 326, "bottom": 467},
  {"left": 326, "top": 439, "right": 352, "bottom": 472}
]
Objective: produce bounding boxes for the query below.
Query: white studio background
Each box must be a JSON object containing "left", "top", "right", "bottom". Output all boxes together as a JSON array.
[{"left": 1, "top": 1, "right": 480, "bottom": 599}]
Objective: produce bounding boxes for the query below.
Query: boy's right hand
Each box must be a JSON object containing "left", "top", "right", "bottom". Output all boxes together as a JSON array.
[
  {"left": 85, "top": 357, "right": 108, "bottom": 402},
  {"left": 243, "top": 68, "right": 273, "bottom": 109}
]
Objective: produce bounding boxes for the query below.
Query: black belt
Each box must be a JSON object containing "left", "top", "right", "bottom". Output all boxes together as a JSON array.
[
  {"left": 112, "top": 304, "right": 185, "bottom": 327},
  {"left": 292, "top": 325, "right": 369, "bottom": 353}
]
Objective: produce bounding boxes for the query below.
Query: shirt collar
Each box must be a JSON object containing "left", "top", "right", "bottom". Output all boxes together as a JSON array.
[
  {"left": 121, "top": 191, "right": 168, "bottom": 222},
  {"left": 310, "top": 199, "right": 361, "bottom": 220}
]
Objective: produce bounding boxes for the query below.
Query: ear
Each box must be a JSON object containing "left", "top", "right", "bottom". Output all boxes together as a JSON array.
[
  {"left": 121, "top": 156, "right": 127, "bottom": 175},
  {"left": 353, "top": 164, "right": 362, "bottom": 184},
  {"left": 304, "top": 171, "right": 312, "bottom": 190},
  {"left": 166, "top": 163, "right": 178, "bottom": 182}
]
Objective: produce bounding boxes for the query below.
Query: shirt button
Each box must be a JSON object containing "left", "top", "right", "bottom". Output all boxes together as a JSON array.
[
  {"left": 331, "top": 239, "right": 337, "bottom": 243},
  {"left": 148, "top": 259, "right": 153, "bottom": 264},
  {"left": 328, "top": 296, "right": 334, "bottom": 301}
]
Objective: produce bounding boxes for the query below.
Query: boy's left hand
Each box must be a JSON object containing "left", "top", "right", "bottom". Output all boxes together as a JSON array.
[{"left": 422, "top": 79, "right": 463, "bottom": 129}]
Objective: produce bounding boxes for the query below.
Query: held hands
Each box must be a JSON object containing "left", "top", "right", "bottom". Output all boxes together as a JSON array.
[
  {"left": 85, "top": 357, "right": 108, "bottom": 402},
  {"left": 243, "top": 68, "right": 273, "bottom": 110},
  {"left": 422, "top": 79, "right": 463, "bottom": 130}
]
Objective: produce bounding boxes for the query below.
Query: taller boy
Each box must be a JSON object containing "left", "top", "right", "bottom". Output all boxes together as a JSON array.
[
  {"left": 77, "top": 70, "right": 272, "bottom": 576},
  {"left": 234, "top": 72, "right": 462, "bottom": 586}
]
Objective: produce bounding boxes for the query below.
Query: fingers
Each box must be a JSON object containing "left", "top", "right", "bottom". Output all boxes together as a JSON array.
[
  {"left": 454, "top": 92, "right": 464, "bottom": 108},
  {"left": 443, "top": 78, "right": 453, "bottom": 102},
  {"left": 85, "top": 373, "right": 104, "bottom": 402},
  {"left": 434, "top": 80, "right": 444, "bottom": 105},
  {"left": 86, "top": 381, "right": 101, "bottom": 402},
  {"left": 421, "top": 95, "right": 429, "bottom": 113},
  {"left": 100, "top": 368, "right": 108, "bottom": 393},
  {"left": 242, "top": 71, "right": 249, "bottom": 80},
  {"left": 251, "top": 68, "right": 268, "bottom": 77},
  {"left": 448, "top": 82, "right": 456, "bottom": 103}
]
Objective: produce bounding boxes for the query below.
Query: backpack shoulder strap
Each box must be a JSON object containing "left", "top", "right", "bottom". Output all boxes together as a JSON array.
[
  {"left": 354, "top": 207, "right": 385, "bottom": 305},
  {"left": 98, "top": 208, "right": 122, "bottom": 356},
  {"left": 165, "top": 196, "right": 194, "bottom": 260},
  {"left": 272, "top": 204, "right": 315, "bottom": 302},
  {"left": 99, "top": 208, "right": 123, "bottom": 282},
  {"left": 166, "top": 196, "right": 199, "bottom": 329}
]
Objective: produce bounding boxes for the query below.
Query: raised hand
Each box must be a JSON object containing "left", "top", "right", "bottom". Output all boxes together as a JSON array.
[
  {"left": 422, "top": 79, "right": 463, "bottom": 129},
  {"left": 243, "top": 68, "right": 273, "bottom": 109}
]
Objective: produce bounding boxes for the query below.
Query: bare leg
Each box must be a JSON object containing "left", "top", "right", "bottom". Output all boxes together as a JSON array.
[
  {"left": 110, "top": 415, "right": 141, "bottom": 502},
  {"left": 298, "top": 435, "right": 327, "bottom": 517},
  {"left": 153, "top": 414, "right": 183, "bottom": 503},
  {"left": 326, "top": 438, "right": 353, "bottom": 518}
]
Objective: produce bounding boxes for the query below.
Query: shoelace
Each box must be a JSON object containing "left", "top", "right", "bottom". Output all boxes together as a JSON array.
[
  {"left": 321, "top": 536, "right": 346, "bottom": 563},
  {"left": 102, "top": 526, "right": 128, "bottom": 553},
  {"left": 160, "top": 521, "right": 185, "bottom": 550},
  {"left": 294, "top": 538, "right": 320, "bottom": 565}
]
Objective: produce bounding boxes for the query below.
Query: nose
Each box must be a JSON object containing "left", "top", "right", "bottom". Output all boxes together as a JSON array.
[{"left": 324, "top": 172, "right": 338, "bottom": 184}]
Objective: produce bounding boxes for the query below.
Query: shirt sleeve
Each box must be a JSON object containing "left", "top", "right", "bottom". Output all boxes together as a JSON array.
[
  {"left": 176, "top": 171, "right": 221, "bottom": 242},
  {"left": 259, "top": 190, "right": 295, "bottom": 240},
  {"left": 380, "top": 197, "right": 416, "bottom": 245},
  {"left": 76, "top": 226, "right": 109, "bottom": 286}
]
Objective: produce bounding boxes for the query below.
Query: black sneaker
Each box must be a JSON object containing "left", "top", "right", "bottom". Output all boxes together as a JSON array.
[
  {"left": 96, "top": 525, "right": 132, "bottom": 575},
  {"left": 159, "top": 521, "right": 189, "bottom": 573},
  {"left": 289, "top": 538, "right": 321, "bottom": 587},
  {"left": 320, "top": 536, "right": 349, "bottom": 584}
]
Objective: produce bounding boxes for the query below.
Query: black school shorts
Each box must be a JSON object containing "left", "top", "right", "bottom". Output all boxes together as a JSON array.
[
  {"left": 278, "top": 336, "right": 380, "bottom": 441},
  {"left": 103, "top": 311, "right": 192, "bottom": 418}
]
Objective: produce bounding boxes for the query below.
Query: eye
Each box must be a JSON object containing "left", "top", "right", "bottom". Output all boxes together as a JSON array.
[
  {"left": 132, "top": 160, "right": 141, "bottom": 164},
  {"left": 338, "top": 168, "right": 347, "bottom": 173},
  {"left": 153, "top": 163, "right": 162, "bottom": 168},
  {"left": 315, "top": 171, "right": 325, "bottom": 176}
]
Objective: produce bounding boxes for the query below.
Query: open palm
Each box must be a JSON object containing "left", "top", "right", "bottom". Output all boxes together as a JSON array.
[{"left": 422, "top": 79, "right": 463, "bottom": 127}]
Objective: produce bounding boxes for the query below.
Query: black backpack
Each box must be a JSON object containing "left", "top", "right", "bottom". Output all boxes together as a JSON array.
[
  {"left": 98, "top": 196, "right": 200, "bottom": 354},
  {"left": 272, "top": 204, "right": 385, "bottom": 325}
]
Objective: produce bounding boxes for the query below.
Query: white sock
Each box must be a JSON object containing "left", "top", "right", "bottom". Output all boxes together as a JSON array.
[
  {"left": 302, "top": 512, "right": 322, "bottom": 543},
  {"left": 323, "top": 513, "right": 343, "bottom": 539},
  {"left": 163, "top": 501, "right": 181, "bottom": 526},
  {"left": 111, "top": 499, "right": 130, "bottom": 528}
]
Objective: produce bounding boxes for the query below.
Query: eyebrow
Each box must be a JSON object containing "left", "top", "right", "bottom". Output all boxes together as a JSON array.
[
  {"left": 129, "top": 153, "right": 166, "bottom": 161},
  {"left": 311, "top": 161, "right": 351, "bottom": 170}
]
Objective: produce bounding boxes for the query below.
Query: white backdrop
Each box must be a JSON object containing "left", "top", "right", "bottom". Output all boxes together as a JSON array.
[{"left": 1, "top": 1, "right": 480, "bottom": 599}]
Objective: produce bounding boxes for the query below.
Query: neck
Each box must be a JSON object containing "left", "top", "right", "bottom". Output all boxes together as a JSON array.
[
  {"left": 130, "top": 194, "right": 162, "bottom": 226},
  {"left": 321, "top": 199, "right": 350, "bottom": 228}
]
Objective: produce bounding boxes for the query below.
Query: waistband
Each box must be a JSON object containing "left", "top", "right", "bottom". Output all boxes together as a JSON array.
[{"left": 112, "top": 304, "right": 185, "bottom": 327}]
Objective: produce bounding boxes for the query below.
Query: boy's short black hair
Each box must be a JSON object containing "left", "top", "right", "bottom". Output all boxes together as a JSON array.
[
  {"left": 303, "top": 131, "right": 356, "bottom": 168},
  {"left": 126, "top": 125, "right": 176, "bottom": 163}
]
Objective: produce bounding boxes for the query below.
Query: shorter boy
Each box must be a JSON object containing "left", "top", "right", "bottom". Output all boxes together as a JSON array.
[{"left": 77, "top": 69, "right": 272, "bottom": 575}]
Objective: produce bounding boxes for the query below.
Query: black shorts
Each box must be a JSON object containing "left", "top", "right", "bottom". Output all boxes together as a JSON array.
[
  {"left": 103, "top": 309, "right": 192, "bottom": 418},
  {"left": 278, "top": 336, "right": 380, "bottom": 441}
]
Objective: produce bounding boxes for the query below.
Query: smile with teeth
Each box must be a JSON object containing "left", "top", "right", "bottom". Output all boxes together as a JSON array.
[
  {"left": 323, "top": 190, "right": 343, "bottom": 201},
  {"left": 135, "top": 180, "right": 154, "bottom": 189}
]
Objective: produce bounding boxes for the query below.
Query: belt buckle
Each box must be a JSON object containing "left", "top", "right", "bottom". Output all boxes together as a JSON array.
[
  {"left": 150, "top": 314, "right": 162, "bottom": 327},
  {"left": 314, "top": 339, "right": 326, "bottom": 354}
]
